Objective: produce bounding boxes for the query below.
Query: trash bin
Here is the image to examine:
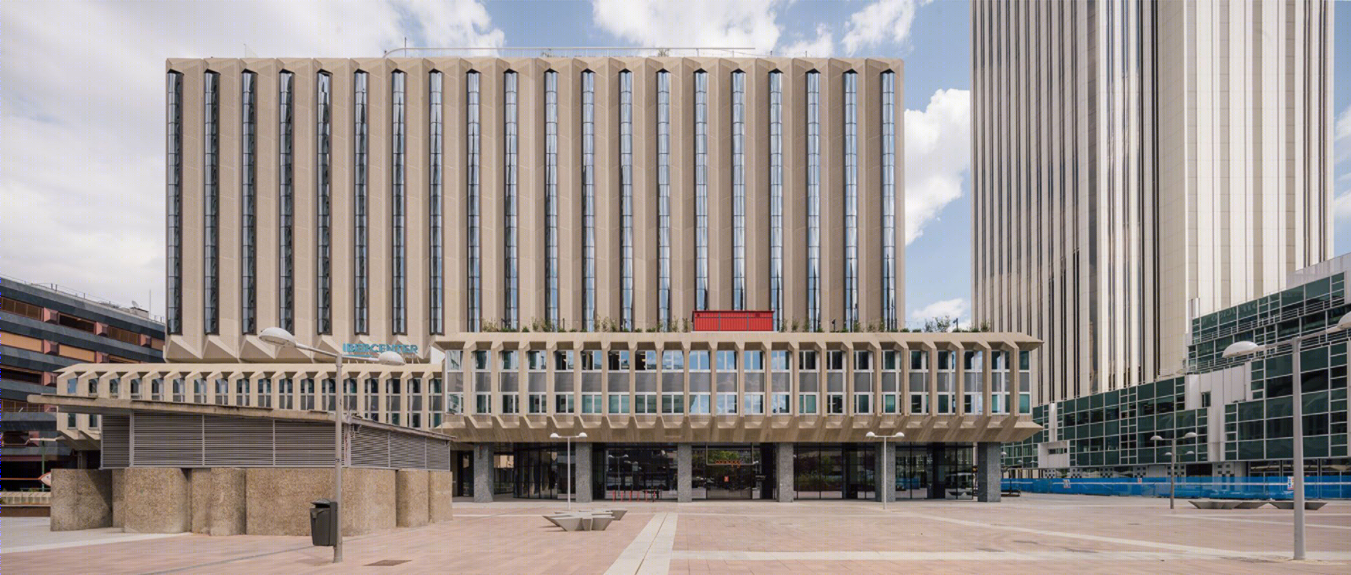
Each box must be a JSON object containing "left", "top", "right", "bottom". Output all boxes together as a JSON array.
[{"left": 310, "top": 499, "right": 338, "bottom": 546}]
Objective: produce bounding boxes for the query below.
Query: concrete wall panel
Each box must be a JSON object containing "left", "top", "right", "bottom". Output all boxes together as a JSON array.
[{"left": 50, "top": 469, "right": 113, "bottom": 531}]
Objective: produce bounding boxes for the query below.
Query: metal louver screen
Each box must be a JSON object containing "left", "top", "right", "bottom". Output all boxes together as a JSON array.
[
  {"left": 427, "top": 441, "right": 451, "bottom": 470},
  {"left": 350, "top": 427, "right": 391, "bottom": 468},
  {"left": 134, "top": 414, "right": 205, "bottom": 466},
  {"left": 204, "top": 416, "right": 273, "bottom": 467},
  {"left": 390, "top": 433, "right": 425, "bottom": 469},
  {"left": 101, "top": 415, "right": 130, "bottom": 468},
  {"left": 275, "top": 421, "right": 334, "bottom": 467}
]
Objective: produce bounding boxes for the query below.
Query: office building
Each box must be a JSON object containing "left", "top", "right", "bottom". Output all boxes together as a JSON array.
[
  {"left": 1, "top": 276, "right": 164, "bottom": 483},
  {"left": 971, "top": 0, "right": 1337, "bottom": 404},
  {"left": 1004, "top": 254, "right": 1350, "bottom": 494},
  {"left": 52, "top": 55, "right": 1042, "bottom": 504}
]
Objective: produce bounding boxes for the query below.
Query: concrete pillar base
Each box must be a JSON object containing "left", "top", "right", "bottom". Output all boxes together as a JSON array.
[
  {"left": 776, "top": 443, "right": 794, "bottom": 503},
  {"left": 397, "top": 469, "right": 430, "bottom": 527},
  {"left": 976, "top": 442, "right": 1002, "bottom": 503},
  {"left": 575, "top": 443, "right": 593, "bottom": 504},
  {"left": 677, "top": 444, "right": 693, "bottom": 503},
  {"left": 473, "top": 444, "right": 495, "bottom": 503},
  {"left": 50, "top": 469, "right": 113, "bottom": 531},
  {"left": 123, "top": 468, "right": 191, "bottom": 533},
  {"left": 430, "top": 470, "right": 455, "bottom": 522}
]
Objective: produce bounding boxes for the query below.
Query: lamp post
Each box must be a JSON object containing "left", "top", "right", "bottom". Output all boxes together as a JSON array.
[
  {"left": 260, "top": 327, "right": 405, "bottom": 564},
  {"left": 1150, "top": 432, "right": 1198, "bottom": 510},
  {"left": 1221, "top": 311, "right": 1351, "bottom": 561},
  {"left": 865, "top": 431, "right": 904, "bottom": 510},
  {"left": 550, "top": 432, "right": 587, "bottom": 510}
]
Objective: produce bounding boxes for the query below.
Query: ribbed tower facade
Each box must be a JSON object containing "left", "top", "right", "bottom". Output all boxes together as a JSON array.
[{"left": 971, "top": 0, "right": 1336, "bottom": 404}]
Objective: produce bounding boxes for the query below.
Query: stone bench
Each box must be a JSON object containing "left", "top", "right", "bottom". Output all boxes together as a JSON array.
[
  {"left": 544, "top": 511, "right": 617, "bottom": 532},
  {"left": 1269, "top": 501, "right": 1327, "bottom": 511}
]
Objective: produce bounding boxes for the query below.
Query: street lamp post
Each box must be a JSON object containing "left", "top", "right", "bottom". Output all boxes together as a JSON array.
[
  {"left": 1221, "top": 311, "right": 1351, "bottom": 561},
  {"left": 549, "top": 432, "right": 587, "bottom": 510},
  {"left": 260, "top": 327, "right": 405, "bottom": 564},
  {"left": 1150, "top": 432, "right": 1197, "bottom": 510},
  {"left": 865, "top": 431, "right": 904, "bottom": 510}
]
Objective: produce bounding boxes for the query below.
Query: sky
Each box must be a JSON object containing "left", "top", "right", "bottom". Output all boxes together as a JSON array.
[{"left": 1, "top": 0, "right": 1349, "bottom": 328}]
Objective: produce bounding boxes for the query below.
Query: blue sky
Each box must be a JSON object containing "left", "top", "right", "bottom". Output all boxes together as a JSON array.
[{"left": 1, "top": 0, "right": 1348, "bottom": 325}]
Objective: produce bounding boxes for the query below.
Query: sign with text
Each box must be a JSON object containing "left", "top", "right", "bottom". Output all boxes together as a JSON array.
[{"left": 343, "top": 343, "right": 419, "bottom": 357}]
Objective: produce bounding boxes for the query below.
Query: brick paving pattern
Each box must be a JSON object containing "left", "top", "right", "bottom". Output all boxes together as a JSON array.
[{"left": 3, "top": 495, "right": 1349, "bottom": 574}]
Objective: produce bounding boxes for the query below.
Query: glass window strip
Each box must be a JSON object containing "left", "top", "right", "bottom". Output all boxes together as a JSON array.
[
  {"left": 806, "top": 71, "right": 821, "bottom": 330},
  {"left": 278, "top": 71, "right": 295, "bottom": 332},
  {"left": 582, "top": 70, "right": 596, "bottom": 330},
  {"left": 620, "top": 70, "right": 634, "bottom": 330},
  {"left": 429, "top": 71, "right": 444, "bottom": 334},
  {"left": 769, "top": 71, "right": 783, "bottom": 328},
  {"left": 166, "top": 71, "right": 183, "bottom": 335},
  {"left": 503, "top": 70, "right": 519, "bottom": 329},
  {"left": 316, "top": 71, "right": 333, "bottom": 334},
  {"left": 353, "top": 70, "right": 369, "bottom": 334},
  {"left": 467, "top": 71, "right": 481, "bottom": 331},
  {"left": 391, "top": 70, "right": 407, "bottom": 334},
  {"left": 731, "top": 70, "right": 746, "bottom": 310},
  {"left": 203, "top": 71, "right": 220, "bottom": 335},
  {"left": 657, "top": 71, "right": 672, "bottom": 326},
  {"left": 694, "top": 70, "right": 709, "bottom": 310},
  {"left": 544, "top": 70, "right": 560, "bottom": 327},
  {"left": 843, "top": 71, "right": 859, "bottom": 329},
  {"left": 240, "top": 71, "right": 257, "bottom": 334},
  {"left": 881, "top": 71, "right": 897, "bottom": 329}
]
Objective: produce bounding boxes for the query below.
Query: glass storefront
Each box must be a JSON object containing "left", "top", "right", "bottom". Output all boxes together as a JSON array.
[
  {"left": 692, "top": 445, "right": 768, "bottom": 499},
  {"left": 513, "top": 445, "right": 566, "bottom": 499},
  {"left": 795, "top": 445, "right": 876, "bottom": 499},
  {"left": 597, "top": 445, "right": 678, "bottom": 500}
]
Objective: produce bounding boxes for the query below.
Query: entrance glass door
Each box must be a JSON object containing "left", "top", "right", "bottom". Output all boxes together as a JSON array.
[
  {"left": 695, "top": 446, "right": 761, "bottom": 499},
  {"left": 896, "top": 446, "right": 931, "bottom": 499}
]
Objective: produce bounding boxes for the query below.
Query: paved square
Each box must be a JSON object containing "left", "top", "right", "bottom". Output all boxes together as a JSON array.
[{"left": 3, "top": 495, "right": 1349, "bottom": 573}]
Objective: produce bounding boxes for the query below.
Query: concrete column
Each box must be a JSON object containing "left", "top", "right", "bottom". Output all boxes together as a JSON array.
[
  {"left": 123, "top": 468, "right": 191, "bottom": 533},
  {"left": 875, "top": 442, "right": 895, "bottom": 503},
  {"left": 976, "top": 442, "right": 1001, "bottom": 502},
  {"left": 50, "top": 469, "right": 113, "bottom": 531},
  {"left": 396, "top": 469, "right": 431, "bottom": 527},
  {"left": 776, "top": 443, "right": 794, "bottom": 502},
  {"left": 575, "top": 443, "right": 593, "bottom": 503},
  {"left": 473, "top": 444, "right": 495, "bottom": 503},
  {"left": 677, "top": 443, "right": 693, "bottom": 503}
]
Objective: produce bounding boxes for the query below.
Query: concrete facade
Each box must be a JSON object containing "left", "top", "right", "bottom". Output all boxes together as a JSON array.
[
  {"left": 110, "top": 468, "right": 125, "bottom": 528},
  {"left": 49, "top": 469, "right": 112, "bottom": 531},
  {"left": 776, "top": 443, "right": 794, "bottom": 503},
  {"left": 190, "top": 468, "right": 212, "bottom": 533},
  {"left": 473, "top": 444, "right": 494, "bottom": 503},
  {"left": 429, "top": 470, "right": 454, "bottom": 522},
  {"left": 396, "top": 469, "right": 430, "bottom": 528},
  {"left": 208, "top": 468, "right": 248, "bottom": 535},
  {"left": 976, "top": 442, "right": 1001, "bottom": 503},
  {"left": 122, "top": 468, "right": 191, "bottom": 533}
]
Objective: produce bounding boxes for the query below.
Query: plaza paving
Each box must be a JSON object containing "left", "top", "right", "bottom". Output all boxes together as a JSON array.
[{"left": 3, "top": 494, "right": 1350, "bottom": 574}]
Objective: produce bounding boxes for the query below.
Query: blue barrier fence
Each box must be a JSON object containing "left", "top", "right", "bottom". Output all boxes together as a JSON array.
[{"left": 1002, "top": 476, "right": 1351, "bottom": 500}]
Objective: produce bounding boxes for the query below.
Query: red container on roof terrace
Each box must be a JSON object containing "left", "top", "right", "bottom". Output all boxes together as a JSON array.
[{"left": 692, "top": 310, "right": 775, "bottom": 332}]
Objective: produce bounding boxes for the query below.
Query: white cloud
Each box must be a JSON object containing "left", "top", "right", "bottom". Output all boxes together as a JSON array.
[
  {"left": 779, "top": 24, "right": 834, "bottom": 57},
  {"left": 1334, "top": 190, "right": 1351, "bottom": 220},
  {"left": 1338, "top": 104, "right": 1351, "bottom": 142},
  {"left": 909, "top": 298, "right": 968, "bottom": 324},
  {"left": 905, "top": 88, "right": 970, "bottom": 244},
  {"left": 842, "top": 0, "right": 932, "bottom": 55},
  {"left": 590, "top": 0, "right": 787, "bottom": 54},
  {"left": 0, "top": 1, "right": 503, "bottom": 317}
]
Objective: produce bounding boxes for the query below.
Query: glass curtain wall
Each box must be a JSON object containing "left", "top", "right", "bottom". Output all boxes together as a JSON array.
[
  {"left": 731, "top": 70, "right": 747, "bottom": 309},
  {"left": 353, "top": 70, "right": 369, "bottom": 333},
  {"left": 203, "top": 71, "right": 220, "bottom": 334},
  {"left": 503, "top": 70, "right": 519, "bottom": 328},
  {"left": 466, "top": 70, "right": 482, "bottom": 330},
  {"left": 619, "top": 70, "right": 634, "bottom": 329},
  {"left": 240, "top": 71, "right": 257, "bottom": 334},
  {"left": 694, "top": 70, "right": 709, "bottom": 309},
  {"left": 428, "top": 70, "right": 444, "bottom": 333},
  {"left": 166, "top": 71, "right": 184, "bottom": 335},
  {"left": 277, "top": 71, "right": 295, "bottom": 332},
  {"left": 805, "top": 71, "right": 821, "bottom": 329},
  {"left": 657, "top": 71, "right": 672, "bottom": 326},
  {"left": 391, "top": 70, "right": 407, "bottom": 334},
  {"left": 581, "top": 71, "right": 597, "bottom": 330},
  {"left": 544, "top": 70, "right": 560, "bottom": 326},
  {"left": 315, "top": 71, "right": 333, "bottom": 334}
]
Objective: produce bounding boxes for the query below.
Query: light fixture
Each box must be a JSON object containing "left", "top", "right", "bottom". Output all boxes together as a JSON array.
[
  {"left": 1222, "top": 340, "right": 1262, "bottom": 358},
  {"left": 259, "top": 326, "right": 297, "bottom": 348}
]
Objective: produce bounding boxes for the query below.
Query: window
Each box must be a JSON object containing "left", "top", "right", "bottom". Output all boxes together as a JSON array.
[
  {"left": 991, "top": 351, "right": 1009, "bottom": 414},
  {"left": 731, "top": 70, "right": 746, "bottom": 309},
  {"left": 771, "top": 393, "right": 790, "bottom": 414},
  {"left": 365, "top": 378, "right": 380, "bottom": 419},
  {"left": 529, "top": 393, "right": 547, "bottom": 414},
  {"left": 240, "top": 70, "right": 257, "bottom": 334},
  {"left": 716, "top": 350, "right": 737, "bottom": 372},
  {"left": 502, "top": 393, "right": 519, "bottom": 415},
  {"left": 236, "top": 379, "right": 250, "bottom": 406},
  {"left": 203, "top": 70, "right": 220, "bottom": 334},
  {"left": 937, "top": 351, "right": 956, "bottom": 414},
  {"left": 391, "top": 70, "right": 407, "bottom": 334},
  {"left": 582, "top": 394, "right": 602, "bottom": 414},
  {"left": 744, "top": 393, "right": 764, "bottom": 414},
  {"left": 428, "top": 70, "right": 444, "bottom": 334},
  {"left": 768, "top": 70, "right": 784, "bottom": 326},
  {"left": 166, "top": 71, "right": 183, "bottom": 334},
  {"left": 173, "top": 378, "right": 185, "bottom": 403},
  {"left": 581, "top": 70, "right": 596, "bottom": 330},
  {"left": 345, "top": 378, "right": 358, "bottom": 411},
  {"left": 315, "top": 71, "right": 333, "bottom": 333},
  {"left": 842, "top": 71, "right": 858, "bottom": 328},
  {"left": 690, "top": 393, "right": 711, "bottom": 415},
  {"left": 635, "top": 393, "right": 657, "bottom": 414},
  {"left": 799, "top": 394, "right": 818, "bottom": 415},
  {"left": 880, "top": 71, "right": 898, "bottom": 329},
  {"left": 194, "top": 378, "right": 206, "bottom": 404},
  {"left": 300, "top": 379, "right": 314, "bottom": 410},
  {"left": 694, "top": 70, "right": 709, "bottom": 309},
  {"left": 408, "top": 378, "right": 422, "bottom": 428},
  {"left": 257, "top": 378, "right": 271, "bottom": 408},
  {"left": 805, "top": 70, "right": 821, "bottom": 329},
  {"left": 662, "top": 350, "right": 684, "bottom": 371},
  {"left": 910, "top": 350, "right": 929, "bottom": 414},
  {"left": 0, "top": 297, "right": 43, "bottom": 320},
  {"left": 150, "top": 378, "right": 163, "bottom": 401},
  {"left": 322, "top": 378, "right": 336, "bottom": 411},
  {"left": 883, "top": 393, "right": 898, "bottom": 414},
  {"left": 828, "top": 394, "right": 845, "bottom": 414},
  {"left": 278, "top": 71, "right": 295, "bottom": 332},
  {"left": 662, "top": 392, "right": 684, "bottom": 414},
  {"left": 556, "top": 394, "right": 574, "bottom": 414},
  {"left": 963, "top": 350, "right": 983, "bottom": 415},
  {"left": 717, "top": 392, "right": 738, "bottom": 415},
  {"left": 619, "top": 70, "right": 634, "bottom": 329},
  {"left": 853, "top": 393, "right": 870, "bottom": 414},
  {"left": 466, "top": 70, "right": 482, "bottom": 330},
  {"left": 657, "top": 70, "right": 672, "bottom": 325},
  {"left": 353, "top": 70, "right": 370, "bottom": 334},
  {"left": 503, "top": 70, "right": 519, "bottom": 328},
  {"left": 544, "top": 70, "right": 559, "bottom": 326},
  {"left": 608, "top": 393, "right": 629, "bottom": 414}
]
